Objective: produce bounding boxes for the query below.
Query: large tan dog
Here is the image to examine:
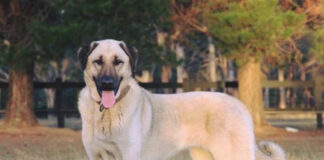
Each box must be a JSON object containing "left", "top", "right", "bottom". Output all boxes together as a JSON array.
[{"left": 78, "top": 39, "right": 285, "bottom": 160}]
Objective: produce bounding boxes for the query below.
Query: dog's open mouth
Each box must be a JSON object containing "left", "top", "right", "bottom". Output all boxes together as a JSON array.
[
  {"left": 93, "top": 76, "right": 123, "bottom": 110},
  {"left": 101, "top": 90, "right": 116, "bottom": 109}
]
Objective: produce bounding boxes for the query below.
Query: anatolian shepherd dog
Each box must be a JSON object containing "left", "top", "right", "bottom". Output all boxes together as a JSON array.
[{"left": 78, "top": 39, "right": 285, "bottom": 160}]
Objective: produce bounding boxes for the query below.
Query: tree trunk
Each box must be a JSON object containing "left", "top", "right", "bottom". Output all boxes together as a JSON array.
[
  {"left": 264, "top": 88, "right": 270, "bottom": 108},
  {"left": 278, "top": 68, "right": 286, "bottom": 109},
  {"left": 175, "top": 43, "right": 186, "bottom": 93},
  {"left": 208, "top": 36, "right": 217, "bottom": 90},
  {"left": 161, "top": 66, "right": 172, "bottom": 82},
  {"left": 4, "top": 66, "right": 38, "bottom": 127},
  {"left": 225, "top": 59, "right": 239, "bottom": 97},
  {"left": 237, "top": 58, "right": 268, "bottom": 128},
  {"left": 156, "top": 30, "right": 172, "bottom": 93}
]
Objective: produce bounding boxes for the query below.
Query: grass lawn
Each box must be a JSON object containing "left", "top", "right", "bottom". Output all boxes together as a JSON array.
[{"left": 0, "top": 125, "right": 323, "bottom": 160}]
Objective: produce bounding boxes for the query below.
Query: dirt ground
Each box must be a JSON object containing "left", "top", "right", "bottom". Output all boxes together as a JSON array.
[
  {"left": 0, "top": 127, "right": 87, "bottom": 160},
  {"left": 256, "top": 128, "right": 324, "bottom": 160},
  {"left": 0, "top": 125, "right": 323, "bottom": 160}
]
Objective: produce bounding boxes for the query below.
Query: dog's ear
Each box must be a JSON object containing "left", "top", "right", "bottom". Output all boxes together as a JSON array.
[
  {"left": 77, "top": 42, "right": 98, "bottom": 70},
  {"left": 119, "top": 42, "right": 138, "bottom": 77}
]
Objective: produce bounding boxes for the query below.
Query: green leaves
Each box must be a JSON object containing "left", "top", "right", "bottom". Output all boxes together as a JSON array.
[
  {"left": 1, "top": 0, "right": 171, "bottom": 69},
  {"left": 204, "top": 0, "right": 305, "bottom": 64},
  {"left": 310, "top": 27, "right": 324, "bottom": 64},
  {"left": 0, "top": 43, "right": 36, "bottom": 69}
]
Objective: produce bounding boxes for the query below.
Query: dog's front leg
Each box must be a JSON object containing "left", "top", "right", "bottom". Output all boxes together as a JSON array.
[
  {"left": 85, "top": 149, "right": 115, "bottom": 160},
  {"left": 97, "top": 150, "right": 116, "bottom": 160},
  {"left": 121, "top": 150, "right": 141, "bottom": 160},
  {"left": 119, "top": 126, "right": 143, "bottom": 160},
  {"left": 118, "top": 139, "right": 142, "bottom": 160},
  {"left": 84, "top": 149, "right": 107, "bottom": 160}
]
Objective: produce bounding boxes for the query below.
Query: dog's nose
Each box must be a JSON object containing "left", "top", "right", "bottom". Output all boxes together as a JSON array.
[{"left": 101, "top": 76, "right": 115, "bottom": 90}]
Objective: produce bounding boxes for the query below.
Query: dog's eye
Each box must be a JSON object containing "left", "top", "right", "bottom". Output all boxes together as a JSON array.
[
  {"left": 113, "top": 58, "right": 123, "bottom": 66},
  {"left": 93, "top": 59, "right": 103, "bottom": 66}
]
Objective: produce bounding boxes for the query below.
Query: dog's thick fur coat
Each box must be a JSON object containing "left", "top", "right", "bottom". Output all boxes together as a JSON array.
[{"left": 78, "top": 39, "right": 285, "bottom": 160}]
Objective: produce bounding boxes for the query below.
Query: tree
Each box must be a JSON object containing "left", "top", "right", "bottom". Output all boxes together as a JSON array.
[
  {"left": 0, "top": 0, "right": 52, "bottom": 127},
  {"left": 279, "top": 0, "right": 324, "bottom": 109},
  {"left": 309, "top": 27, "right": 324, "bottom": 77},
  {"left": 170, "top": 0, "right": 217, "bottom": 85},
  {"left": 30, "top": 0, "right": 174, "bottom": 91},
  {"left": 203, "top": 0, "right": 305, "bottom": 128},
  {"left": 32, "top": 0, "right": 171, "bottom": 68}
]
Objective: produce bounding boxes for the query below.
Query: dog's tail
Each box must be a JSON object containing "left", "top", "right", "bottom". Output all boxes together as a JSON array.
[{"left": 256, "top": 141, "right": 286, "bottom": 160}]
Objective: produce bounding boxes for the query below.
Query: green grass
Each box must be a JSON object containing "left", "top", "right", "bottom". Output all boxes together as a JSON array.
[{"left": 0, "top": 126, "right": 323, "bottom": 160}]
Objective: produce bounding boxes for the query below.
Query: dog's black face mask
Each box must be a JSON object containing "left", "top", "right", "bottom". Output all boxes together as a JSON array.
[
  {"left": 93, "top": 75, "right": 123, "bottom": 97},
  {"left": 77, "top": 40, "right": 137, "bottom": 111},
  {"left": 92, "top": 75, "right": 123, "bottom": 111}
]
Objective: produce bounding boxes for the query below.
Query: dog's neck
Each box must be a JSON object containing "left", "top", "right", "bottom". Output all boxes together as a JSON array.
[
  {"left": 97, "top": 85, "right": 131, "bottom": 112},
  {"left": 115, "top": 85, "right": 131, "bottom": 102},
  {"left": 93, "top": 78, "right": 145, "bottom": 137}
]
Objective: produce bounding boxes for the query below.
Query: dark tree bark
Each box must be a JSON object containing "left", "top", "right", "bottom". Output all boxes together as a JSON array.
[
  {"left": 237, "top": 58, "right": 268, "bottom": 129},
  {"left": 4, "top": 65, "right": 38, "bottom": 127}
]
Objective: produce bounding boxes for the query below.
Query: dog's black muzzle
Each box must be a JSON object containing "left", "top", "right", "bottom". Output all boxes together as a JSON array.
[
  {"left": 101, "top": 76, "right": 115, "bottom": 91},
  {"left": 93, "top": 76, "right": 123, "bottom": 97}
]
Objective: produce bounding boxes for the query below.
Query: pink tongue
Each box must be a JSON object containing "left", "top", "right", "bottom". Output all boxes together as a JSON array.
[{"left": 101, "top": 91, "right": 116, "bottom": 109}]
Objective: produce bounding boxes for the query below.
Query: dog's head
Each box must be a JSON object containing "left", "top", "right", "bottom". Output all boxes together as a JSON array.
[{"left": 78, "top": 39, "right": 137, "bottom": 109}]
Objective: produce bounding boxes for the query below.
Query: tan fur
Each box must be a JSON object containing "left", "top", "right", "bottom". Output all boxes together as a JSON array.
[{"left": 78, "top": 39, "right": 285, "bottom": 160}]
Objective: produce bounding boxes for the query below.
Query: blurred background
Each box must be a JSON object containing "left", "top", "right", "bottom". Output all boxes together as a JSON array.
[{"left": 0, "top": 0, "right": 323, "bottom": 160}]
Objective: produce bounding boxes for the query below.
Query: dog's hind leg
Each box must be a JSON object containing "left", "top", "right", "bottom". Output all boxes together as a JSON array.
[
  {"left": 189, "top": 148, "right": 213, "bottom": 160},
  {"left": 194, "top": 132, "right": 255, "bottom": 160},
  {"left": 207, "top": 136, "right": 234, "bottom": 160},
  {"left": 209, "top": 133, "right": 255, "bottom": 160}
]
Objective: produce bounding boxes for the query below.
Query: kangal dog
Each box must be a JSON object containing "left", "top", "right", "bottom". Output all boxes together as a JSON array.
[{"left": 77, "top": 39, "right": 285, "bottom": 160}]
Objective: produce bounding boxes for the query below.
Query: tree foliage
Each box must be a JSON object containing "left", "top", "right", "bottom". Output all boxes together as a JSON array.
[
  {"left": 280, "top": 0, "right": 324, "bottom": 72},
  {"left": 203, "top": 0, "right": 305, "bottom": 64},
  {"left": 0, "top": 0, "right": 172, "bottom": 127},
  {"left": 280, "top": 0, "right": 324, "bottom": 29},
  {"left": 0, "top": 0, "right": 50, "bottom": 69},
  {"left": 0, "top": 0, "right": 172, "bottom": 70},
  {"left": 310, "top": 27, "right": 324, "bottom": 64},
  {"left": 31, "top": 0, "right": 172, "bottom": 69}
]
